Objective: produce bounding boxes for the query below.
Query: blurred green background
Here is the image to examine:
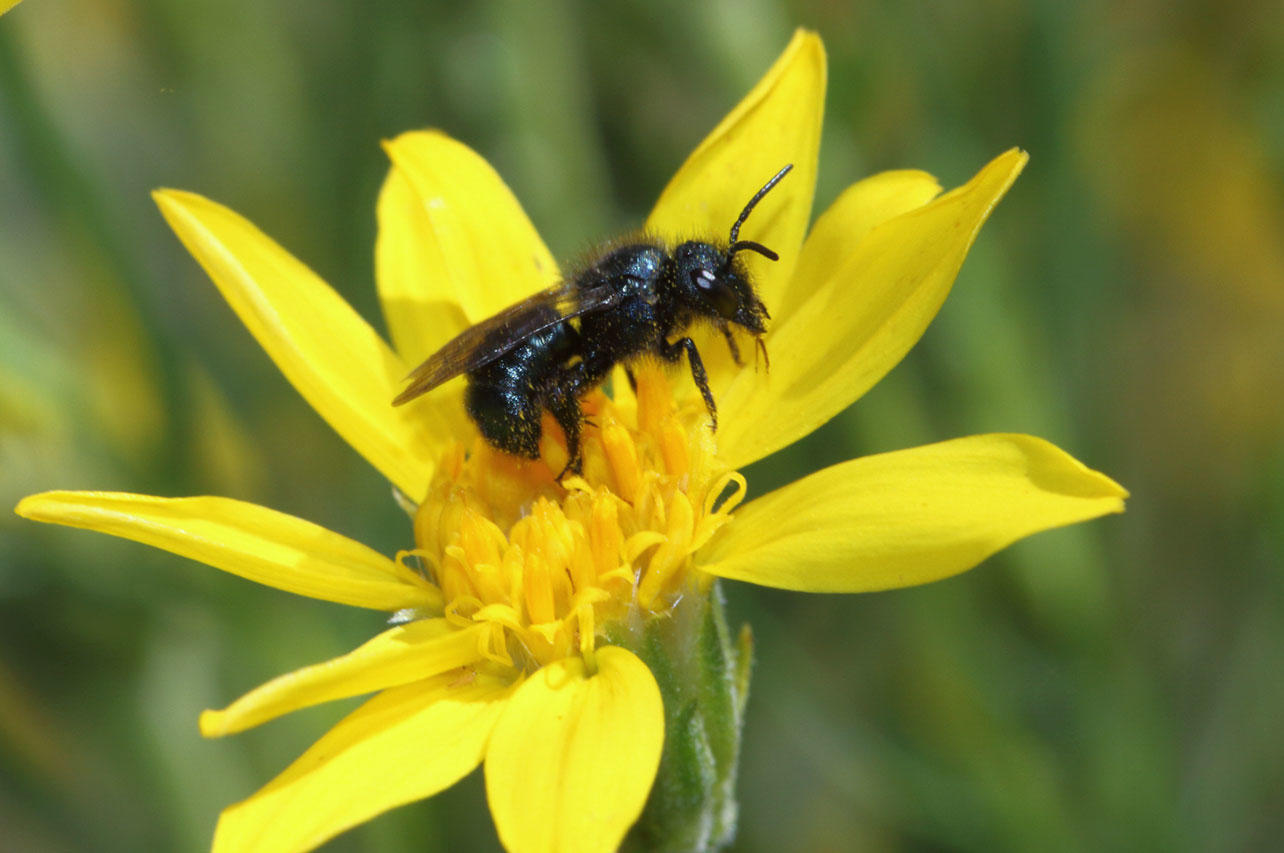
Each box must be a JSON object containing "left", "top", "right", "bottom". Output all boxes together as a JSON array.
[{"left": 2, "top": 1, "right": 1282, "bottom": 850}]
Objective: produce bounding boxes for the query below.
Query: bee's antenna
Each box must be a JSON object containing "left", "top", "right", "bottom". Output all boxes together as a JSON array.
[
  {"left": 728, "top": 163, "right": 793, "bottom": 246},
  {"left": 727, "top": 240, "right": 779, "bottom": 261}
]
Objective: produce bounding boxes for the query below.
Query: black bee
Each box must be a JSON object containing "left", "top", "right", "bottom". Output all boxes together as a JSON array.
[{"left": 393, "top": 164, "right": 792, "bottom": 475}]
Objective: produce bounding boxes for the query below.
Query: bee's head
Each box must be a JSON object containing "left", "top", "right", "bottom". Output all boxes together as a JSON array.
[
  {"left": 677, "top": 244, "right": 770, "bottom": 334},
  {"left": 674, "top": 164, "right": 792, "bottom": 336}
]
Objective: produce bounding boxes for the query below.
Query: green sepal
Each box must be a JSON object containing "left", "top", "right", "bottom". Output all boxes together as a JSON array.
[{"left": 613, "top": 581, "right": 752, "bottom": 852}]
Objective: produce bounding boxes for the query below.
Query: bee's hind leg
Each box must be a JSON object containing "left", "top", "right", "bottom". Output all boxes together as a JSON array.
[{"left": 547, "top": 389, "right": 584, "bottom": 478}]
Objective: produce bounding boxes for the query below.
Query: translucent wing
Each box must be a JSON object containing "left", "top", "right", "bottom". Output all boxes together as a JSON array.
[{"left": 392, "top": 279, "right": 626, "bottom": 406}]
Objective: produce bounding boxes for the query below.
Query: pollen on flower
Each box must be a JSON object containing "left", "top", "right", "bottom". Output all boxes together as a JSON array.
[{"left": 407, "top": 363, "right": 747, "bottom": 673}]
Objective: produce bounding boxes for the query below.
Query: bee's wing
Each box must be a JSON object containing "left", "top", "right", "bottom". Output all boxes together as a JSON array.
[{"left": 392, "top": 279, "right": 626, "bottom": 406}]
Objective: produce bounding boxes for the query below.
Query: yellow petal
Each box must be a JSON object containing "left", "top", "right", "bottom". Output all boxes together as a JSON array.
[
  {"left": 15, "top": 491, "right": 437, "bottom": 611},
  {"left": 717, "top": 149, "right": 1028, "bottom": 468},
  {"left": 645, "top": 29, "right": 825, "bottom": 315},
  {"left": 380, "top": 130, "right": 559, "bottom": 331},
  {"left": 201, "top": 620, "right": 488, "bottom": 737},
  {"left": 153, "top": 189, "right": 449, "bottom": 500},
  {"left": 213, "top": 673, "right": 513, "bottom": 853},
  {"left": 1, "top": 0, "right": 21, "bottom": 14},
  {"left": 700, "top": 434, "right": 1127, "bottom": 592},
  {"left": 372, "top": 164, "right": 473, "bottom": 438},
  {"left": 776, "top": 169, "right": 943, "bottom": 324},
  {"left": 485, "top": 647, "right": 664, "bottom": 853},
  {"left": 373, "top": 164, "right": 471, "bottom": 366}
]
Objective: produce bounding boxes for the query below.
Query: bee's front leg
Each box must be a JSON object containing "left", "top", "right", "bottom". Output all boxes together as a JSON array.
[
  {"left": 719, "top": 325, "right": 743, "bottom": 367},
  {"left": 661, "top": 337, "right": 716, "bottom": 431}
]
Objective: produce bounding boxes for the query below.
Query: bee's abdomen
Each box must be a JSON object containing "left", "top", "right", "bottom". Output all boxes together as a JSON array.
[
  {"left": 465, "top": 378, "right": 543, "bottom": 459},
  {"left": 464, "top": 321, "right": 575, "bottom": 459}
]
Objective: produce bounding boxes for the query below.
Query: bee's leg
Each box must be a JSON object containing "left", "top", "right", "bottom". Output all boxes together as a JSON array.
[
  {"left": 719, "top": 325, "right": 743, "bottom": 367},
  {"left": 662, "top": 337, "right": 717, "bottom": 431},
  {"left": 754, "top": 336, "right": 770, "bottom": 372},
  {"left": 547, "top": 388, "right": 584, "bottom": 478}
]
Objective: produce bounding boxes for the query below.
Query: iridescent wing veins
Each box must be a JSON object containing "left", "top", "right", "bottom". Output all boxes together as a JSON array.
[{"left": 392, "top": 279, "right": 625, "bottom": 406}]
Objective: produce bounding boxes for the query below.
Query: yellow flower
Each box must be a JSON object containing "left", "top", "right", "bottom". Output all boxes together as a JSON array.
[
  {"left": 16, "top": 30, "right": 1126, "bottom": 853},
  {"left": 1, "top": 0, "right": 22, "bottom": 16}
]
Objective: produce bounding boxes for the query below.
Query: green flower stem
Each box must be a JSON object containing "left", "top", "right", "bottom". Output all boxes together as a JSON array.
[{"left": 614, "top": 581, "right": 753, "bottom": 853}]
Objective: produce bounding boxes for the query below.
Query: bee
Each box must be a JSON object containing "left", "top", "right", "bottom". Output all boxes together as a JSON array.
[{"left": 393, "top": 164, "right": 792, "bottom": 475}]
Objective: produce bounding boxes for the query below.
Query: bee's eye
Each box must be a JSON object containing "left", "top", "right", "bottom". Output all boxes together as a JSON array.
[{"left": 690, "top": 269, "right": 738, "bottom": 318}]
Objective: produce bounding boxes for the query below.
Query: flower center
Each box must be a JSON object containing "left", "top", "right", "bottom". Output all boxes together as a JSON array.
[{"left": 405, "top": 363, "right": 745, "bottom": 673}]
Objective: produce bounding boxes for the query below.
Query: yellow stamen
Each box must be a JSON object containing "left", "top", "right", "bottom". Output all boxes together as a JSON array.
[{"left": 602, "top": 421, "right": 641, "bottom": 503}]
